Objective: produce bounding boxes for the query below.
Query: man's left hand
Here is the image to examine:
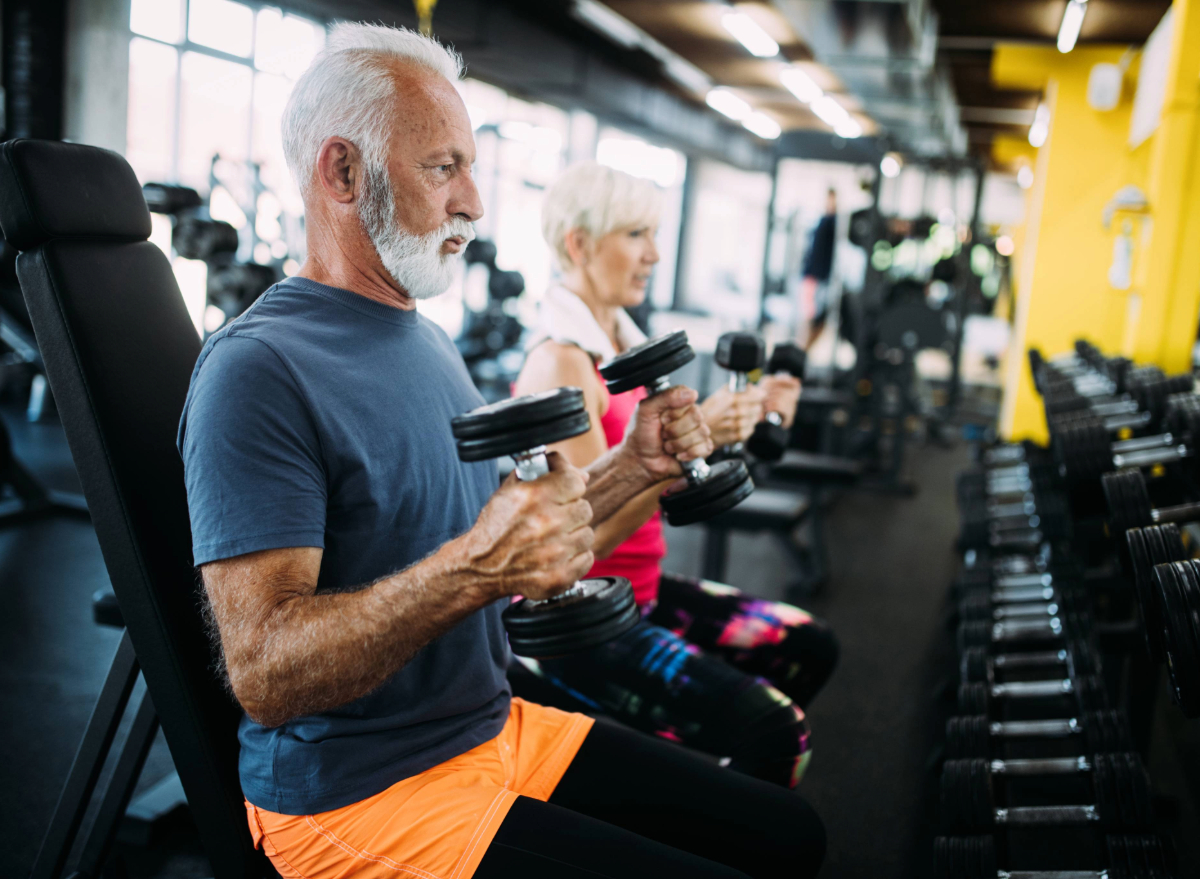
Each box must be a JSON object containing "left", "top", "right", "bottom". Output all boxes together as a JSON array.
[{"left": 624, "top": 385, "right": 713, "bottom": 481}]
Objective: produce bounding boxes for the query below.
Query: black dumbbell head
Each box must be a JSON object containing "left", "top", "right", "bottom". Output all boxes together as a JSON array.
[
  {"left": 1094, "top": 753, "right": 1155, "bottom": 830},
  {"left": 746, "top": 420, "right": 790, "bottom": 461},
  {"left": 767, "top": 342, "right": 807, "bottom": 377},
  {"left": 1107, "top": 834, "right": 1177, "bottom": 878},
  {"left": 598, "top": 330, "right": 694, "bottom": 395},
  {"left": 1053, "top": 418, "right": 1113, "bottom": 483},
  {"left": 1103, "top": 470, "right": 1155, "bottom": 539},
  {"left": 933, "top": 835, "right": 997, "bottom": 879},
  {"left": 941, "top": 759, "right": 994, "bottom": 832},
  {"left": 945, "top": 715, "right": 990, "bottom": 759},
  {"left": 957, "top": 682, "right": 988, "bottom": 716},
  {"left": 1075, "top": 674, "right": 1110, "bottom": 711},
  {"left": 658, "top": 458, "right": 754, "bottom": 526},
  {"left": 502, "top": 576, "right": 639, "bottom": 658},
  {"left": 715, "top": 332, "right": 765, "bottom": 374},
  {"left": 1127, "top": 525, "right": 1186, "bottom": 663},
  {"left": 1083, "top": 710, "right": 1133, "bottom": 754},
  {"left": 452, "top": 388, "right": 590, "bottom": 462},
  {"left": 1155, "top": 560, "right": 1200, "bottom": 717}
]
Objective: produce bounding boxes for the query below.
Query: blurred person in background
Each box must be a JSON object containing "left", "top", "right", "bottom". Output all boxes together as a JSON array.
[{"left": 796, "top": 187, "right": 837, "bottom": 348}]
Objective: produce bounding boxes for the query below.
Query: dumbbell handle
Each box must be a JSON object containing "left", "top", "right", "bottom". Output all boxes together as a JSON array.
[
  {"left": 1149, "top": 499, "right": 1200, "bottom": 525},
  {"left": 1113, "top": 433, "right": 1174, "bottom": 454},
  {"left": 994, "top": 804, "right": 1099, "bottom": 824},
  {"left": 989, "top": 717, "right": 1080, "bottom": 739},
  {"left": 987, "top": 601, "right": 1059, "bottom": 620},
  {"left": 990, "top": 678, "right": 1073, "bottom": 699},
  {"left": 1111, "top": 442, "right": 1188, "bottom": 470},
  {"left": 992, "top": 585, "right": 1056, "bottom": 603},
  {"left": 990, "top": 616, "right": 1064, "bottom": 641},
  {"left": 645, "top": 375, "right": 711, "bottom": 483},
  {"left": 994, "top": 572, "right": 1054, "bottom": 590},
  {"left": 991, "top": 648, "right": 1069, "bottom": 670},
  {"left": 509, "top": 446, "right": 588, "bottom": 605},
  {"left": 988, "top": 755, "right": 1090, "bottom": 775},
  {"left": 995, "top": 871, "right": 1107, "bottom": 878}
]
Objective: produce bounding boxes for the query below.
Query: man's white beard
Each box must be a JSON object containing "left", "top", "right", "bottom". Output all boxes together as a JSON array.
[{"left": 358, "top": 162, "right": 474, "bottom": 301}]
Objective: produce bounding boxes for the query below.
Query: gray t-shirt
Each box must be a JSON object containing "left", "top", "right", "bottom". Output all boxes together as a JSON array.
[{"left": 178, "top": 277, "right": 509, "bottom": 815}]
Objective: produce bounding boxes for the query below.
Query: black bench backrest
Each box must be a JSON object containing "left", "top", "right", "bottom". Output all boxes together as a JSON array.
[{"left": 0, "top": 138, "right": 274, "bottom": 879}]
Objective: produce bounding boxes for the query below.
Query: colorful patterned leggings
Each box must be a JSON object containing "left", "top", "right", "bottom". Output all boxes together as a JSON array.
[{"left": 508, "top": 574, "right": 838, "bottom": 789}]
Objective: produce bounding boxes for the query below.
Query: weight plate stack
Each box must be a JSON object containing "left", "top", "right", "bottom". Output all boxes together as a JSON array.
[
  {"left": 1126, "top": 525, "right": 1187, "bottom": 663},
  {"left": 957, "top": 673, "right": 1108, "bottom": 716},
  {"left": 932, "top": 835, "right": 997, "bottom": 879},
  {"left": 451, "top": 387, "right": 590, "bottom": 461},
  {"left": 1103, "top": 470, "right": 1156, "bottom": 541},
  {"left": 502, "top": 576, "right": 639, "bottom": 658},
  {"left": 1053, "top": 418, "right": 1112, "bottom": 484},
  {"left": 598, "top": 330, "right": 695, "bottom": 395},
  {"left": 658, "top": 458, "right": 755, "bottom": 526},
  {"left": 944, "top": 708, "right": 1131, "bottom": 759},
  {"left": 1154, "top": 561, "right": 1200, "bottom": 717}
]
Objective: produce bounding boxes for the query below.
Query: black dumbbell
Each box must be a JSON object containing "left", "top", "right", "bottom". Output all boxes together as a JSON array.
[
  {"left": 957, "top": 608, "right": 1091, "bottom": 654},
  {"left": 1125, "top": 524, "right": 1188, "bottom": 663},
  {"left": 933, "top": 833, "right": 1175, "bottom": 879},
  {"left": 958, "top": 673, "right": 1108, "bottom": 716},
  {"left": 1151, "top": 560, "right": 1200, "bottom": 718},
  {"left": 451, "top": 388, "right": 640, "bottom": 658},
  {"left": 1054, "top": 391, "right": 1200, "bottom": 484},
  {"left": 958, "top": 639, "right": 1098, "bottom": 684},
  {"left": 745, "top": 342, "right": 806, "bottom": 462},
  {"left": 712, "top": 331, "right": 766, "bottom": 459},
  {"left": 940, "top": 751, "right": 1154, "bottom": 832},
  {"left": 598, "top": 331, "right": 754, "bottom": 526},
  {"left": 945, "top": 709, "right": 1132, "bottom": 759},
  {"left": 1103, "top": 469, "right": 1200, "bottom": 539},
  {"left": 957, "top": 493, "right": 1071, "bottom": 551},
  {"left": 958, "top": 587, "right": 1087, "bottom": 623}
]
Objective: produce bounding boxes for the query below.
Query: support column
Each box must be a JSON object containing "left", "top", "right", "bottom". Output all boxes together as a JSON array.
[
  {"left": 994, "top": 45, "right": 1151, "bottom": 442},
  {"left": 1133, "top": 1, "right": 1200, "bottom": 372},
  {"left": 63, "top": 0, "right": 131, "bottom": 154}
]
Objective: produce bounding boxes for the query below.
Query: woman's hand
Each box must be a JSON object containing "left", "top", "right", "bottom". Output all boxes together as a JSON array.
[
  {"left": 700, "top": 384, "right": 766, "bottom": 448},
  {"left": 758, "top": 374, "right": 802, "bottom": 429}
]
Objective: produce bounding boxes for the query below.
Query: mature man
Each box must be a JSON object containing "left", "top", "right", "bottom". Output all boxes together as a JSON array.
[{"left": 180, "top": 22, "right": 824, "bottom": 879}]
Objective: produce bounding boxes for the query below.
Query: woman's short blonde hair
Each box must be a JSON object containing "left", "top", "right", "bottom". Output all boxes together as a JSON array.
[{"left": 541, "top": 162, "right": 662, "bottom": 272}]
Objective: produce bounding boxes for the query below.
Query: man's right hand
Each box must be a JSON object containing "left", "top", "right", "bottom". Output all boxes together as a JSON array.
[{"left": 461, "top": 451, "right": 595, "bottom": 600}]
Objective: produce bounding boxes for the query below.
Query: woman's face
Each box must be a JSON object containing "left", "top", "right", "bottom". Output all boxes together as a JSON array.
[{"left": 584, "top": 221, "right": 660, "bottom": 308}]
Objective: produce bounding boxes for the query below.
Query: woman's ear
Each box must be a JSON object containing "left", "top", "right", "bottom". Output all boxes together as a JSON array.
[{"left": 564, "top": 227, "right": 592, "bottom": 268}]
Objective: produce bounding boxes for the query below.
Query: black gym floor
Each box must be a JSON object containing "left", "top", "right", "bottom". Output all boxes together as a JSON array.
[{"left": 4, "top": 405, "right": 1199, "bottom": 878}]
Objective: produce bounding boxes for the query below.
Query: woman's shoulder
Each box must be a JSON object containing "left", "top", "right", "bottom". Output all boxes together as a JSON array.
[{"left": 524, "top": 339, "right": 599, "bottom": 379}]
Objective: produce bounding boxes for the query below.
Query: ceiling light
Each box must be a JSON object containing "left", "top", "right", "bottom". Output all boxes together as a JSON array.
[
  {"left": 722, "top": 11, "right": 779, "bottom": 58},
  {"left": 780, "top": 66, "right": 822, "bottom": 103},
  {"left": 810, "top": 94, "right": 850, "bottom": 128},
  {"left": 662, "top": 55, "right": 711, "bottom": 95},
  {"left": 743, "top": 111, "right": 781, "bottom": 140},
  {"left": 1017, "top": 166, "right": 1035, "bottom": 189},
  {"left": 1057, "top": 0, "right": 1087, "bottom": 54},
  {"left": 1028, "top": 102, "right": 1050, "bottom": 147},
  {"left": 835, "top": 119, "right": 862, "bottom": 139},
  {"left": 570, "top": 0, "right": 642, "bottom": 49},
  {"left": 995, "top": 235, "right": 1015, "bottom": 257},
  {"left": 706, "top": 88, "right": 752, "bottom": 121},
  {"left": 880, "top": 154, "right": 902, "bottom": 178}
]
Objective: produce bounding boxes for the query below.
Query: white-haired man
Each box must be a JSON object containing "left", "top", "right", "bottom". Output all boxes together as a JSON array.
[{"left": 179, "top": 23, "right": 824, "bottom": 879}]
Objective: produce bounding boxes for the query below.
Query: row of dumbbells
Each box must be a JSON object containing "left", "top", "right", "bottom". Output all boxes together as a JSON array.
[{"left": 939, "top": 438, "right": 1172, "bottom": 876}]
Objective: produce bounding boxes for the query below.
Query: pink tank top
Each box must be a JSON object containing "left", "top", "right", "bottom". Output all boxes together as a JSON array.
[{"left": 586, "top": 371, "right": 666, "bottom": 605}]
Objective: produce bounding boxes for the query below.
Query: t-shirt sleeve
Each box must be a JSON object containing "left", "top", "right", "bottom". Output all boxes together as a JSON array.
[{"left": 180, "top": 334, "right": 327, "bottom": 565}]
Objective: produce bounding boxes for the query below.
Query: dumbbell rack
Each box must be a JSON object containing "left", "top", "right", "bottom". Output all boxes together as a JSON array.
[{"left": 932, "top": 340, "right": 1195, "bottom": 878}]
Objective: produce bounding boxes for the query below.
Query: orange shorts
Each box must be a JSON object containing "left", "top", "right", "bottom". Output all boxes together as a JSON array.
[{"left": 245, "top": 698, "right": 593, "bottom": 879}]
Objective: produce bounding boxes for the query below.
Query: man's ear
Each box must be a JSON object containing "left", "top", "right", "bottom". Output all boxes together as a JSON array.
[
  {"left": 313, "top": 137, "right": 359, "bottom": 205},
  {"left": 564, "top": 227, "right": 593, "bottom": 268}
]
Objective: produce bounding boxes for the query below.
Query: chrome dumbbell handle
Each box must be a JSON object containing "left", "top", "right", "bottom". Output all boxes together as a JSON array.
[
  {"left": 988, "top": 755, "right": 1090, "bottom": 776},
  {"left": 994, "top": 804, "right": 1099, "bottom": 824},
  {"left": 990, "top": 718, "right": 1079, "bottom": 739},
  {"left": 991, "top": 679, "right": 1073, "bottom": 699}
]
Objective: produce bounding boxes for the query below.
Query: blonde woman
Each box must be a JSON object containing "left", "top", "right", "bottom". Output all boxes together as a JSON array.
[{"left": 510, "top": 162, "right": 837, "bottom": 789}]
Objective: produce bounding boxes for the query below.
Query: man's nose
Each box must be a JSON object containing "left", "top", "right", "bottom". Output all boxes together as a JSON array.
[{"left": 450, "top": 173, "right": 484, "bottom": 223}]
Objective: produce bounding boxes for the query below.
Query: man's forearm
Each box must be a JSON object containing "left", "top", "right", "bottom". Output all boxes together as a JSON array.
[
  {"left": 583, "top": 445, "right": 657, "bottom": 525},
  {"left": 215, "top": 539, "right": 497, "bottom": 727}
]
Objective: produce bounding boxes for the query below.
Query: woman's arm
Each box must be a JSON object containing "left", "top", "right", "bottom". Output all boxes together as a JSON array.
[{"left": 515, "top": 342, "right": 671, "bottom": 556}]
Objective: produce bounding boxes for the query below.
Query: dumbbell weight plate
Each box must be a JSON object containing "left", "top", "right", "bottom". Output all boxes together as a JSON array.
[
  {"left": 746, "top": 419, "right": 789, "bottom": 461},
  {"left": 1103, "top": 470, "right": 1155, "bottom": 541},
  {"left": 1126, "top": 525, "right": 1186, "bottom": 663},
  {"left": 659, "top": 458, "right": 755, "bottom": 526},
  {"left": 502, "top": 577, "right": 639, "bottom": 658},
  {"left": 1155, "top": 562, "right": 1200, "bottom": 717},
  {"left": 599, "top": 331, "right": 695, "bottom": 395},
  {"left": 452, "top": 388, "right": 590, "bottom": 461}
]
